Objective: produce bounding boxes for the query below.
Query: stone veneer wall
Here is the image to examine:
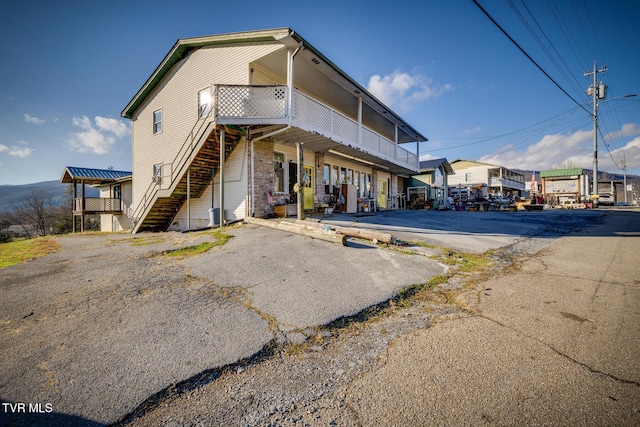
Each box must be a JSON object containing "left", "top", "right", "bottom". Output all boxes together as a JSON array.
[{"left": 250, "top": 138, "right": 275, "bottom": 218}]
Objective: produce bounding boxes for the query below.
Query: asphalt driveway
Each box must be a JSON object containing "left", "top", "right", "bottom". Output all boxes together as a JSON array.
[{"left": 0, "top": 209, "right": 605, "bottom": 425}]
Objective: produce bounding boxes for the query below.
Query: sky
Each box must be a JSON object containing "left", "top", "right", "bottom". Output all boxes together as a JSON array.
[{"left": 1, "top": 0, "right": 639, "bottom": 185}]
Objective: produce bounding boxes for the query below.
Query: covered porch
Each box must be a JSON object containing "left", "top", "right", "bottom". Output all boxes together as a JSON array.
[{"left": 61, "top": 167, "right": 132, "bottom": 232}]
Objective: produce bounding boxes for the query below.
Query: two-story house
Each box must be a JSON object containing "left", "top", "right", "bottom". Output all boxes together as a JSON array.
[
  {"left": 448, "top": 159, "right": 525, "bottom": 202},
  {"left": 120, "top": 28, "right": 427, "bottom": 233}
]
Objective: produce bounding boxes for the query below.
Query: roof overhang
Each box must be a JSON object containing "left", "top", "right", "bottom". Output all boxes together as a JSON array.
[
  {"left": 61, "top": 166, "right": 132, "bottom": 185},
  {"left": 120, "top": 28, "right": 427, "bottom": 144},
  {"left": 419, "top": 158, "right": 455, "bottom": 175}
]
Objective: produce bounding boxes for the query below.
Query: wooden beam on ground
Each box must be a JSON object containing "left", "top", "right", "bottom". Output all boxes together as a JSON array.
[
  {"left": 295, "top": 220, "right": 395, "bottom": 244},
  {"left": 244, "top": 217, "right": 346, "bottom": 246}
]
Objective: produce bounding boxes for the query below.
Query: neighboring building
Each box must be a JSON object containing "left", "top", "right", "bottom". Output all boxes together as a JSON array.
[
  {"left": 540, "top": 168, "right": 590, "bottom": 206},
  {"left": 597, "top": 179, "right": 624, "bottom": 206},
  {"left": 60, "top": 167, "right": 133, "bottom": 232},
  {"left": 448, "top": 160, "right": 525, "bottom": 202},
  {"left": 120, "top": 28, "right": 427, "bottom": 232},
  {"left": 404, "top": 158, "right": 455, "bottom": 209}
]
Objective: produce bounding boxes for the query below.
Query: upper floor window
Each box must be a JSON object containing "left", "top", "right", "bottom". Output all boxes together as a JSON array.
[
  {"left": 198, "top": 88, "right": 211, "bottom": 117},
  {"left": 153, "top": 109, "right": 162, "bottom": 134}
]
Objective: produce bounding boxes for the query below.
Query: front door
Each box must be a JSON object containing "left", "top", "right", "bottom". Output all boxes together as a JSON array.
[
  {"left": 377, "top": 180, "right": 387, "bottom": 209},
  {"left": 303, "top": 166, "right": 314, "bottom": 210}
]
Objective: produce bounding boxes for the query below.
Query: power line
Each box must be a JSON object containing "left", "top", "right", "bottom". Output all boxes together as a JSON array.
[
  {"left": 472, "top": 0, "right": 591, "bottom": 114},
  {"left": 424, "top": 106, "right": 583, "bottom": 153},
  {"left": 514, "top": 0, "right": 585, "bottom": 98}
]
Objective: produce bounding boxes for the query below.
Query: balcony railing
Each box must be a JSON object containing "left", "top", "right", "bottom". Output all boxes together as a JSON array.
[
  {"left": 488, "top": 177, "right": 526, "bottom": 190},
  {"left": 214, "top": 85, "right": 418, "bottom": 171},
  {"left": 74, "top": 197, "right": 122, "bottom": 213}
]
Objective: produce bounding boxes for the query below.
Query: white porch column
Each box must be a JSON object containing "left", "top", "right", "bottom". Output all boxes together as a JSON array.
[{"left": 219, "top": 129, "right": 225, "bottom": 228}]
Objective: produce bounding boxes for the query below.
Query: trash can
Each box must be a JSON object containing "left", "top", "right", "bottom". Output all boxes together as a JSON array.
[{"left": 208, "top": 208, "right": 220, "bottom": 226}]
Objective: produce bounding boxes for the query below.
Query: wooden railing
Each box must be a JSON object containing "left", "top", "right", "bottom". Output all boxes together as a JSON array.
[{"left": 74, "top": 198, "right": 122, "bottom": 213}]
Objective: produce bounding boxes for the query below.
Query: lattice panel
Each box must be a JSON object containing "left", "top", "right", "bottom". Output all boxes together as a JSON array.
[{"left": 217, "top": 85, "right": 287, "bottom": 118}]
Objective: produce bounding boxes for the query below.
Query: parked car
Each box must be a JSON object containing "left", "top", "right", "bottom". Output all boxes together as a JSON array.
[
  {"left": 617, "top": 202, "right": 630, "bottom": 206},
  {"left": 598, "top": 195, "right": 615, "bottom": 206}
]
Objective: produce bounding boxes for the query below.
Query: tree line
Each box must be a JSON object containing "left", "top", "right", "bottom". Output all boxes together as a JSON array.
[{"left": 0, "top": 185, "right": 98, "bottom": 242}]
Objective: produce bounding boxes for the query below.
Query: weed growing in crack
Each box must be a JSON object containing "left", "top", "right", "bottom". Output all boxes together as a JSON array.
[{"left": 164, "top": 230, "right": 233, "bottom": 258}]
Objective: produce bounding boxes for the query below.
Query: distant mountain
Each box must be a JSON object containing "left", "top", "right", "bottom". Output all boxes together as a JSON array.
[{"left": 0, "top": 180, "right": 99, "bottom": 211}]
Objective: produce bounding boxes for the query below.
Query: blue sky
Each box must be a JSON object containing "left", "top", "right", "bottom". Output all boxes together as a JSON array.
[{"left": 1, "top": 0, "right": 639, "bottom": 185}]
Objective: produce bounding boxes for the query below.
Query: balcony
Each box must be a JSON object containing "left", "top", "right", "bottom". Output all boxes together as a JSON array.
[
  {"left": 74, "top": 198, "right": 123, "bottom": 214},
  {"left": 488, "top": 177, "right": 526, "bottom": 190},
  {"left": 212, "top": 85, "right": 419, "bottom": 173}
]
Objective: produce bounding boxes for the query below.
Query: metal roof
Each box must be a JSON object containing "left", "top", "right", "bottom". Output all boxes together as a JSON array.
[
  {"left": 60, "top": 166, "right": 132, "bottom": 185},
  {"left": 540, "top": 168, "right": 584, "bottom": 178}
]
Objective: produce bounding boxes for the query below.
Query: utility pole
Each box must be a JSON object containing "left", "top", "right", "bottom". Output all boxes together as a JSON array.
[
  {"left": 584, "top": 61, "right": 607, "bottom": 206},
  {"left": 621, "top": 153, "right": 628, "bottom": 204}
]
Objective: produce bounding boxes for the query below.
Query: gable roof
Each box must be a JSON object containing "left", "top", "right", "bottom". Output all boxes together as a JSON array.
[
  {"left": 450, "top": 159, "right": 499, "bottom": 169},
  {"left": 60, "top": 167, "right": 132, "bottom": 185},
  {"left": 419, "top": 158, "right": 455, "bottom": 175},
  {"left": 120, "top": 28, "right": 427, "bottom": 143}
]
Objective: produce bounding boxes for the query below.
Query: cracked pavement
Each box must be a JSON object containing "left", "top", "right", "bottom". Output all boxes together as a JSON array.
[
  {"left": 128, "top": 209, "right": 640, "bottom": 426},
  {"left": 2, "top": 209, "right": 638, "bottom": 426},
  {"left": 0, "top": 219, "right": 443, "bottom": 425}
]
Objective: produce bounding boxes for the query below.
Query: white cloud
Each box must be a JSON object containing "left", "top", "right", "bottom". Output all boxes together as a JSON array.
[
  {"left": 95, "top": 116, "right": 130, "bottom": 138},
  {"left": 67, "top": 115, "right": 130, "bottom": 154},
  {"left": 0, "top": 143, "right": 34, "bottom": 158},
  {"left": 464, "top": 126, "right": 483, "bottom": 135},
  {"left": 478, "top": 124, "right": 640, "bottom": 173},
  {"left": 419, "top": 153, "right": 440, "bottom": 161},
  {"left": 24, "top": 113, "right": 45, "bottom": 124},
  {"left": 367, "top": 69, "right": 452, "bottom": 112}
]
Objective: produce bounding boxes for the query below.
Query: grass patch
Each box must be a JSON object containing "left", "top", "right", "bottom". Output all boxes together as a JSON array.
[
  {"left": 131, "top": 237, "right": 165, "bottom": 246},
  {"left": 164, "top": 229, "right": 233, "bottom": 258},
  {"left": 0, "top": 237, "right": 60, "bottom": 269},
  {"left": 439, "top": 250, "right": 493, "bottom": 272}
]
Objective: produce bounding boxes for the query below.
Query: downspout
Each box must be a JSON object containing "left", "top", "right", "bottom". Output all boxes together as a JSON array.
[{"left": 249, "top": 41, "right": 303, "bottom": 216}]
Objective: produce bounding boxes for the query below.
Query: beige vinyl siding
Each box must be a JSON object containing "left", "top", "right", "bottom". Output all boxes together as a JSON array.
[
  {"left": 169, "top": 139, "right": 248, "bottom": 230},
  {"left": 98, "top": 181, "right": 132, "bottom": 232},
  {"left": 273, "top": 143, "right": 300, "bottom": 165},
  {"left": 131, "top": 43, "right": 281, "bottom": 210},
  {"left": 448, "top": 165, "right": 489, "bottom": 186},
  {"left": 251, "top": 62, "right": 286, "bottom": 85}
]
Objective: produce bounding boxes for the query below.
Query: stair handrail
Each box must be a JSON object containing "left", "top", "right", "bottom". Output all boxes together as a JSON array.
[{"left": 131, "top": 100, "right": 216, "bottom": 228}]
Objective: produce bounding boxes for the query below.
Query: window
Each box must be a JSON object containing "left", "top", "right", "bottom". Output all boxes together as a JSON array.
[
  {"left": 273, "top": 152, "right": 285, "bottom": 192},
  {"left": 153, "top": 109, "right": 162, "bottom": 134},
  {"left": 324, "top": 165, "right": 330, "bottom": 194},
  {"left": 465, "top": 172, "right": 472, "bottom": 182},
  {"left": 153, "top": 164, "right": 163, "bottom": 185},
  {"left": 113, "top": 184, "right": 121, "bottom": 199},
  {"left": 198, "top": 88, "right": 211, "bottom": 117}
]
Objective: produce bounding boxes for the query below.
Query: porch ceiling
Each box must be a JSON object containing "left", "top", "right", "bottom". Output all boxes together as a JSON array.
[{"left": 254, "top": 126, "right": 417, "bottom": 175}]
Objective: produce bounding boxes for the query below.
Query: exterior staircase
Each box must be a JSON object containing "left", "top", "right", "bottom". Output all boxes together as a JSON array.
[{"left": 132, "top": 122, "right": 244, "bottom": 233}]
